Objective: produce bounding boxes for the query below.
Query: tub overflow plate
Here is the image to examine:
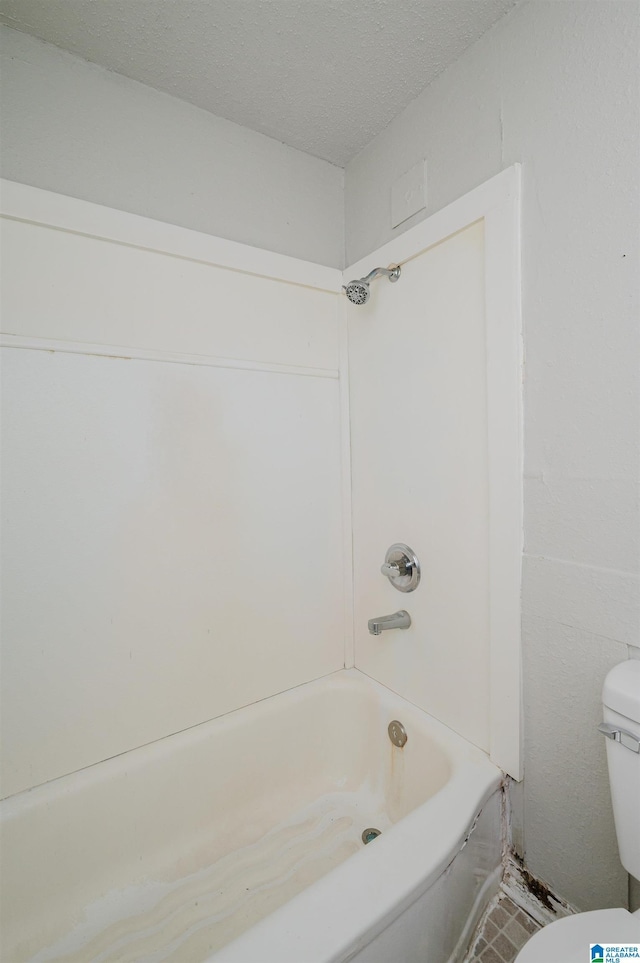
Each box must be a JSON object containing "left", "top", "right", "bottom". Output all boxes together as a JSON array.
[{"left": 388, "top": 720, "right": 408, "bottom": 748}]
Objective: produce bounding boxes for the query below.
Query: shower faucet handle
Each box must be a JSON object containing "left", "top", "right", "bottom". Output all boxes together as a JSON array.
[
  {"left": 380, "top": 544, "right": 421, "bottom": 593},
  {"left": 381, "top": 561, "right": 407, "bottom": 578}
]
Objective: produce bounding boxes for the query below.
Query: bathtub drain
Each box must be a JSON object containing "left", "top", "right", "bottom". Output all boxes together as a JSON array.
[{"left": 361, "top": 828, "right": 381, "bottom": 845}]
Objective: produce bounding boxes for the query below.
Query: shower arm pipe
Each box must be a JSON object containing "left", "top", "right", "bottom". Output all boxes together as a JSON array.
[
  {"left": 343, "top": 262, "right": 401, "bottom": 304},
  {"left": 361, "top": 265, "right": 401, "bottom": 284}
]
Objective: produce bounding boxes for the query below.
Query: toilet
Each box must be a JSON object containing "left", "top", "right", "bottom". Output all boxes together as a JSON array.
[{"left": 516, "top": 659, "right": 640, "bottom": 963}]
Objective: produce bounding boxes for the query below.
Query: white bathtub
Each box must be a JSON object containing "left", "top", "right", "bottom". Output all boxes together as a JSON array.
[{"left": 1, "top": 670, "right": 502, "bottom": 963}]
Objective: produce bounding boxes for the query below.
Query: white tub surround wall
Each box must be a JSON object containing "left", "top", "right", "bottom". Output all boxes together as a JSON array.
[
  {"left": 0, "top": 26, "right": 344, "bottom": 268},
  {"left": 1, "top": 176, "right": 515, "bottom": 961},
  {"left": 0, "top": 181, "right": 346, "bottom": 799},
  {"left": 344, "top": 0, "right": 639, "bottom": 912},
  {"left": 346, "top": 168, "right": 522, "bottom": 781}
]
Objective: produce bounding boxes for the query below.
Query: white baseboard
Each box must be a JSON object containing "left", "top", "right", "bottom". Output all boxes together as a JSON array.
[{"left": 500, "top": 854, "right": 577, "bottom": 927}]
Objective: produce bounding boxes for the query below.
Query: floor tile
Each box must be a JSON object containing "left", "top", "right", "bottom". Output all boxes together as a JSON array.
[
  {"left": 514, "top": 908, "right": 539, "bottom": 935},
  {"left": 464, "top": 892, "right": 542, "bottom": 963},
  {"left": 491, "top": 904, "right": 511, "bottom": 928},
  {"left": 484, "top": 918, "right": 500, "bottom": 942},
  {"left": 478, "top": 946, "right": 505, "bottom": 963},
  {"left": 503, "top": 917, "right": 529, "bottom": 950},
  {"left": 493, "top": 930, "right": 518, "bottom": 961}
]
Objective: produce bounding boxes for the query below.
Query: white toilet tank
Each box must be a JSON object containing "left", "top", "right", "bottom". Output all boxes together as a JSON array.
[{"left": 601, "top": 659, "right": 640, "bottom": 881}]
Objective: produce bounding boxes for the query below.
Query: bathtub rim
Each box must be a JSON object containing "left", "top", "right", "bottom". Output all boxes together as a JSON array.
[
  {"left": 210, "top": 779, "right": 502, "bottom": 963},
  {"left": 209, "top": 671, "right": 502, "bottom": 963},
  {"left": 2, "top": 668, "right": 502, "bottom": 963}
]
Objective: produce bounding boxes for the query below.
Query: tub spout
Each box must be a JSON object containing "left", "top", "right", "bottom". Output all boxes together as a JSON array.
[{"left": 367, "top": 610, "right": 411, "bottom": 636}]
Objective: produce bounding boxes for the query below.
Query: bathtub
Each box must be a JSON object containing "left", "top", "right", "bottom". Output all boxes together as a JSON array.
[{"left": 1, "top": 669, "right": 502, "bottom": 963}]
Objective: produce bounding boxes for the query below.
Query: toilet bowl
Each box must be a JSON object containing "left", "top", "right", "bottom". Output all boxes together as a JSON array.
[
  {"left": 515, "top": 908, "right": 640, "bottom": 963},
  {"left": 515, "top": 660, "right": 640, "bottom": 963}
]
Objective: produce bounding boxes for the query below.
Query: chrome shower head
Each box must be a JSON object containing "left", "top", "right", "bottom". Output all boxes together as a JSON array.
[
  {"left": 344, "top": 279, "right": 371, "bottom": 305},
  {"left": 343, "top": 265, "right": 401, "bottom": 306}
]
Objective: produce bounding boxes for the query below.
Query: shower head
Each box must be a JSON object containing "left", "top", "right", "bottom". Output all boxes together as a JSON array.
[
  {"left": 344, "top": 279, "right": 370, "bottom": 305},
  {"left": 343, "top": 265, "right": 401, "bottom": 305}
]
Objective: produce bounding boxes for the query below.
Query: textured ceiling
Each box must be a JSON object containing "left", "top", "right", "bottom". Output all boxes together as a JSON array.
[{"left": 0, "top": 0, "right": 518, "bottom": 165}]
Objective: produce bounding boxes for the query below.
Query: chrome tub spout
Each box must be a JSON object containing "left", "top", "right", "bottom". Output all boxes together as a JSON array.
[{"left": 367, "top": 610, "right": 411, "bottom": 636}]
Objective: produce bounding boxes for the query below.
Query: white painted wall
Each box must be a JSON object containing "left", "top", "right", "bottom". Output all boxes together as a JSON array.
[
  {"left": 0, "top": 26, "right": 344, "bottom": 269},
  {"left": 0, "top": 190, "right": 345, "bottom": 799},
  {"left": 345, "top": 0, "right": 640, "bottom": 912}
]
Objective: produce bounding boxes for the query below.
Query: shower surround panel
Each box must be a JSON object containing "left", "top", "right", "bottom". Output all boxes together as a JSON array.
[
  {"left": 345, "top": 167, "right": 522, "bottom": 778},
  {"left": 0, "top": 181, "right": 346, "bottom": 799},
  {"left": 349, "top": 220, "right": 490, "bottom": 751}
]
